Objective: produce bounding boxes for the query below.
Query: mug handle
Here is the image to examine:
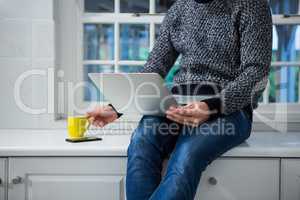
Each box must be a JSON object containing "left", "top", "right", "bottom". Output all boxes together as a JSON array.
[
  {"left": 85, "top": 119, "right": 91, "bottom": 130},
  {"left": 85, "top": 119, "right": 91, "bottom": 132}
]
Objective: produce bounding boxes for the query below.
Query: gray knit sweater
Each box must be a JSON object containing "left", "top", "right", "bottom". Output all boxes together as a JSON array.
[{"left": 140, "top": 0, "right": 273, "bottom": 116}]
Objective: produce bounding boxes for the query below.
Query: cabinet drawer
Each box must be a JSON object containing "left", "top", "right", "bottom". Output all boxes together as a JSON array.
[
  {"left": 8, "top": 157, "right": 127, "bottom": 200},
  {"left": 281, "top": 159, "right": 300, "bottom": 200},
  {"left": 195, "top": 158, "right": 279, "bottom": 200},
  {"left": 0, "top": 159, "right": 6, "bottom": 200}
]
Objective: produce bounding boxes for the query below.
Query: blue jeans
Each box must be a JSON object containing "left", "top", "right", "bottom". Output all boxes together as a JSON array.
[{"left": 126, "top": 111, "right": 252, "bottom": 200}]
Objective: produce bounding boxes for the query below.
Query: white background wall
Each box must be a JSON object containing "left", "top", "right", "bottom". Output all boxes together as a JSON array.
[
  {"left": 0, "top": 0, "right": 61, "bottom": 129},
  {"left": 0, "top": 0, "right": 297, "bottom": 131}
]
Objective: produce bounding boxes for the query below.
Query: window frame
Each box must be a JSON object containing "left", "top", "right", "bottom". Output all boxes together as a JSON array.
[
  {"left": 255, "top": 14, "right": 300, "bottom": 131},
  {"left": 81, "top": 0, "right": 163, "bottom": 70},
  {"left": 55, "top": 0, "right": 300, "bottom": 131},
  {"left": 78, "top": 0, "right": 164, "bottom": 119}
]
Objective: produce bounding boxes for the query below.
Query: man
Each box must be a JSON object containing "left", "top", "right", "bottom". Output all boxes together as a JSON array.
[{"left": 87, "top": 0, "right": 272, "bottom": 199}]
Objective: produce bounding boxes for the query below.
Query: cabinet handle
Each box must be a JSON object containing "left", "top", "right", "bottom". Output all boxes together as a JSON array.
[
  {"left": 208, "top": 177, "right": 218, "bottom": 185},
  {"left": 0, "top": 178, "right": 2, "bottom": 185},
  {"left": 12, "top": 176, "right": 23, "bottom": 185}
]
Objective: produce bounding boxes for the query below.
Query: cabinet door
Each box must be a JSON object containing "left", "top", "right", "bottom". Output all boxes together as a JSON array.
[
  {"left": 195, "top": 158, "right": 279, "bottom": 200},
  {"left": 0, "top": 159, "right": 6, "bottom": 200},
  {"left": 281, "top": 159, "right": 300, "bottom": 200},
  {"left": 8, "top": 157, "right": 126, "bottom": 200}
]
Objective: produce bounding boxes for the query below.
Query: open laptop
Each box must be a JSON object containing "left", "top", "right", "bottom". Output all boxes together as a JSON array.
[{"left": 88, "top": 73, "right": 178, "bottom": 116}]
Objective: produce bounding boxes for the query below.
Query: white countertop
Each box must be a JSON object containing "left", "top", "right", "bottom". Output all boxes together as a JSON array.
[{"left": 0, "top": 129, "right": 300, "bottom": 157}]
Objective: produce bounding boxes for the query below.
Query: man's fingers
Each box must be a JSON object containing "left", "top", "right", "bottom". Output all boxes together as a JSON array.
[
  {"left": 167, "top": 112, "right": 199, "bottom": 125},
  {"left": 184, "top": 105, "right": 212, "bottom": 116},
  {"left": 98, "top": 121, "right": 105, "bottom": 127},
  {"left": 92, "top": 121, "right": 99, "bottom": 127},
  {"left": 86, "top": 111, "right": 95, "bottom": 118},
  {"left": 94, "top": 120, "right": 104, "bottom": 128},
  {"left": 177, "top": 109, "right": 199, "bottom": 117},
  {"left": 169, "top": 108, "right": 201, "bottom": 118},
  {"left": 86, "top": 110, "right": 100, "bottom": 118},
  {"left": 183, "top": 104, "right": 194, "bottom": 109},
  {"left": 166, "top": 114, "right": 184, "bottom": 124},
  {"left": 95, "top": 121, "right": 101, "bottom": 127},
  {"left": 167, "top": 114, "right": 199, "bottom": 127},
  {"left": 101, "top": 110, "right": 117, "bottom": 117},
  {"left": 167, "top": 102, "right": 211, "bottom": 126},
  {"left": 88, "top": 116, "right": 95, "bottom": 123},
  {"left": 89, "top": 110, "right": 116, "bottom": 119},
  {"left": 166, "top": 112, "right": 183, "bottom": 121}
]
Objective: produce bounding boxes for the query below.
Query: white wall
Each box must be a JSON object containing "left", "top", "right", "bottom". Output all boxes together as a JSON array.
[{"left": 0, "top": 0, "right": 62, "bottom": 129}]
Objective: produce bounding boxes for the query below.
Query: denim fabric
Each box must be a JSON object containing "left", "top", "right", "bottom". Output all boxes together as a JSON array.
[{"left": 126, "top": 111, "right": 252, "bottom": 200}]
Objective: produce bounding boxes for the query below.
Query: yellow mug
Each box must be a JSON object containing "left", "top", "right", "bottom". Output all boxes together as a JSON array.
[{"left": 67, "top": 116, "right": 91, "bottom": 139}]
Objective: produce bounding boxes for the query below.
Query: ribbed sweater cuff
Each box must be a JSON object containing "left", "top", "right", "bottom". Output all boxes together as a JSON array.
[
  {"left": 108, "top": 104, "right": 123, "bottom": 118},
  {"left": 201, "top": 97, "right": 222, "bottom": 122}
]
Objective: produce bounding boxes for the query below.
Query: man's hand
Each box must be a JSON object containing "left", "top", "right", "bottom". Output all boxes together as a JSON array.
[
  {"left": 166, "top": 102, "right": 211, "bottom": 127},
  {"left": 86, "top": 105, "right": 119, "bottom": 128}
]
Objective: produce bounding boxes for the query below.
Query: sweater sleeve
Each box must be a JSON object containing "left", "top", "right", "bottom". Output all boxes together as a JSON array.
[
  {"left": 139, "top": 2, "right": 180, "bottom": 78},
  {"left": 216, "top": 0, "right": 273, "bottom": 115}
]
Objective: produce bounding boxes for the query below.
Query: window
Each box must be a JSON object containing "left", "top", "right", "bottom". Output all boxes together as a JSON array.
[
  {"left": 267, "top": 0, "right": 300, "bottom": 104},
  {"left": 254, "top": 0, "right": 300, "bottom": 131},
  {"left": 82, "top": 0, "right": 177, "bottom": 102},
  {"left": 56, "top": 0, "right": 300, "bottom": 130},
  {"left": 82, "top": 0, "right": 183, "bottom": 103}
]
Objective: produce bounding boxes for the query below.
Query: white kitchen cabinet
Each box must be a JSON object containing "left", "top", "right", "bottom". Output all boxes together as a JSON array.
[
  {"left": 281, "top": 159, "right": 300, "bottom": 200},
  {"left": 0, "top": 159, "right": 6, "bottom": 200},
  {"left": 3, "top": 157, "right": 281, "bottom": 200},
  {"left": 8, "top": 157, "right": 127, "bottom": 200},
  {"left": 195, "top": 158, "right": 280, "bottom": 200}
]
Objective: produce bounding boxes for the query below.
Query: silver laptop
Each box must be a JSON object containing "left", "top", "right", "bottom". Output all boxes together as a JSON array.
[{"left": 88, "top": 73, "right": 178, "bottom": 116}]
